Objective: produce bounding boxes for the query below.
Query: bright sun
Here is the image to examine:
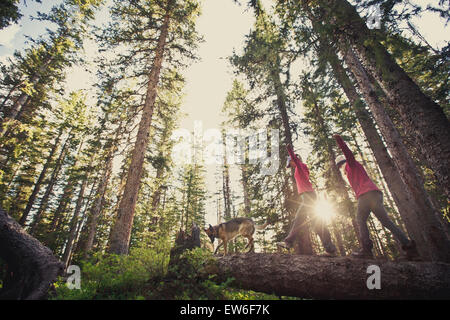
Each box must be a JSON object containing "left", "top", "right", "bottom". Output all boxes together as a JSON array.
[{"left": 314, "top": 197, "right": 336, "bottom": 223}]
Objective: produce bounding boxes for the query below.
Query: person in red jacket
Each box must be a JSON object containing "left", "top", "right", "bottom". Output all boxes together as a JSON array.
[
  {"left": 333, "top": 134, "right": 418, "bottom": 259},
  {"left": 277, "top": 144, "right": 337, "bottom": 256}
]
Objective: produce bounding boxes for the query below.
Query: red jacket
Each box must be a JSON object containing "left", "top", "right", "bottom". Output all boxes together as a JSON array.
[
  {"left": 287, "top": 146, "right": 315, "bottom": 194},
  {"left": 334, "top": 135, "right": 380, "bottom": 199}
]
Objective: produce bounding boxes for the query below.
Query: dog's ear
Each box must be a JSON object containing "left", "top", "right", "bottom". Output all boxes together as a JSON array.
[{"left": 209, "top": 224, "right": 213, "bottom": 230}]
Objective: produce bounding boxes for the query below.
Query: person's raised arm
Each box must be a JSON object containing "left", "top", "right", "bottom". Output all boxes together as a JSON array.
[
  {"left": 286, "top": 144, "right": 311, "bottom": 182},
  {"left": 333, "top": 134, "right": 356, "bottom": 165},
  {"left": 287, "top": 144, "right": 303, "bottom": 167}
]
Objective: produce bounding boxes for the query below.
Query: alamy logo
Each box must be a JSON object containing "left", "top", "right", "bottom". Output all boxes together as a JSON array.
[
  {"left": 367, "top": 4, "right": 382, "bottom": 30},
  {"left": 366, "top": 265, "right": 381, "bottom": 290},
  {"left": 66, "top": 265, "right": 81, "bottom": 290},
  {"left": 171, "top": 121, "right": 280, "bottom": 176}
]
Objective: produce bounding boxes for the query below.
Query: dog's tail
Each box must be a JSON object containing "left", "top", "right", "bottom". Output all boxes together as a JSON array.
[{"left": 255, "top": 221, "right": 270, "bottom": 230}]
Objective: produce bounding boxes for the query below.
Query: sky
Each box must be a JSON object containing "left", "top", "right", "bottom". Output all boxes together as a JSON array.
[
  {"left": 178, "top": 0, "right": 257, "bottom": 224},
  {"left": 0, "top": 0, "right": 448, "bottom": 226}
]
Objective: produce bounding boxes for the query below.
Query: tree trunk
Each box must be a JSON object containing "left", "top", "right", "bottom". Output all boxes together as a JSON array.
[
  {"left": 150, "top": 120, "right": 171, "bottom": 213},
  {"left": 342, "top": 47, "right": 450, "bottom": 262},
  {"left": 211, "top": 253, "right": 450, "bottom": 299},
  {"left": 150, "top": 166, "right": 164, "bottom": 212},
  {"left": 29, "top": 135, "right": 70, "bottom": 234},
  {"left": 322, "top": 0, "right": 450, "bottom": 200},
  {"left": 49, "top": 180, "right": 77, "bottom": 234},
  {"left": 222, "top": 131, "right": 232, "bottom": 220},
  {"left": 61, "top": 177, "right": 88, "bottom": 269},
  {"left": 272, "top": 66, "right": 313, "bottom": 255},
  {"left": 19, "top": 129, "right": 63, "bottom": 225},
  {"left": 240, "top": 164, "right": 251, "bottom": 215},
  {"left": 327, "top": 142, "right": 360, "bottom": 248},
  {"left": 0, "top": 206, "right": 63, "bottom": 300},
  {"left": 48, "top": 138, "right": 86, "bottom": 236},
  {"left": 83, "top": 122, "right": 121, "bottom": 254},
  {"left": 0, "top": 52, "right": 53, "bottom": 134},
  {"left": 108, "top": 9, "right": 171, "bottom": 255}
]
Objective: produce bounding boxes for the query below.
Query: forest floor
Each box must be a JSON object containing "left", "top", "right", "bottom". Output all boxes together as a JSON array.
[{"left": 50, "top": 247, "right": 299, "bottom": 300}]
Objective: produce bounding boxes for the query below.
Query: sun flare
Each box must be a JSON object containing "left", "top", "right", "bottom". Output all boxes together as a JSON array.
[{"left": 314, "top": 197, "right": 336, "bottom": 223}]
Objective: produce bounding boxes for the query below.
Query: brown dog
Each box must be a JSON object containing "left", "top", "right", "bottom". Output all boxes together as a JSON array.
[{"left": 204, "top": 217, "right": 269, "bottom": 255}]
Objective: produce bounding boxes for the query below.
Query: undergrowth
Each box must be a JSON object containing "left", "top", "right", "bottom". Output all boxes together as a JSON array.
[{"left": 52, "top": 246, "right": 290, "bottom": 300}]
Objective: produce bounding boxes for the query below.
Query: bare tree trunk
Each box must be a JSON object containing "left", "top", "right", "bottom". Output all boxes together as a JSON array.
[
  {"left": 0, "top": 207, "right": 63, "bottom": 300},
  {"left": 108, "top": 9, "right": 172, "bottom": 255}
]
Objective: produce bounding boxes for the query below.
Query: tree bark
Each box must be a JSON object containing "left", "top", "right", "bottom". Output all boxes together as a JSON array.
[
  {"left": 83, "top": 122, "right": 121, "bottom": 254},
  {"left": 61, "top": 177, "right": 88, "bottom": 269},
  {"left": 108, "top": 8, "right": 171, "bottom": 255},
  {"left": 0, "top": 206, "right": 63, "bottom": 300},
  {"left": 342, "top": 47, "right": 450, "bottom": 262},
  {"left": 211, "top": 253, "right": 450, "bottom": 299}
]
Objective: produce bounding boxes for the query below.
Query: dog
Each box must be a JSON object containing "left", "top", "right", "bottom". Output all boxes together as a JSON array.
[{"left": 204, "top": 217, "right": 269, "bottom": 256}]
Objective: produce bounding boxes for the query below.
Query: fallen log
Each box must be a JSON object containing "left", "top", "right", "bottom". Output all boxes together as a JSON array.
[
  {"left": 210, "top": 253, "right": 450, "bottom": 299},
  {"left": 0, "top": 207, "right": 63, "bottom": 300}
]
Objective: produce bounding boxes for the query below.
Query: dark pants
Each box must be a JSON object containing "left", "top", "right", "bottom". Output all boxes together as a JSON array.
[
  {"left": 357, "top": 190, "right": 409, "bottom": 251},
  {"left": 285, "top": 192, "right": 337, "bottom": 254}
]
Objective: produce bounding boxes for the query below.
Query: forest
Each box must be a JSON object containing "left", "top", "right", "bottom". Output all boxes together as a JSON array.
[{"left": 0, "top": 0, "right": 449, "bottom": 301}]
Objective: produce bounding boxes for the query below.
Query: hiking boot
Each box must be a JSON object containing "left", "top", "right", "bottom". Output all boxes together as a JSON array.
[
  {"left": 401, "top": 240, "right": 421, "bottom": 261},
  {"left": 351, "top": 248, "right": 374, "bottom": 259}
]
